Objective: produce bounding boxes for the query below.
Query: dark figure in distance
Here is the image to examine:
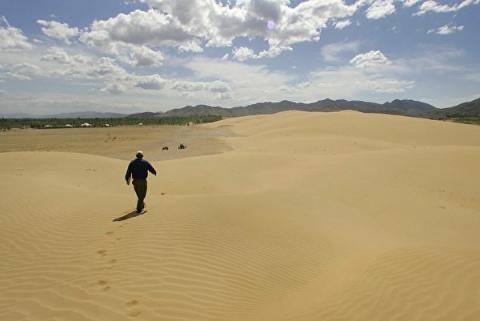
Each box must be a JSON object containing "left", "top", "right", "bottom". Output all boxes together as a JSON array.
[{"left": 125, "top": 151, "right": 157, "bottom": 213}]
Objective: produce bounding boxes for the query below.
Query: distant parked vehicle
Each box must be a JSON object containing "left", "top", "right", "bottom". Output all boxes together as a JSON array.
[
  {"left": 178, "top": 144, "right": 186, "bottom": 150},
  {"left": 162, "top": 146, "right": 169, "bottom": 151},
  {"left": 44, "top": 124, "right": 52, "bottom": 128},
  {"left": 65, "top": 124, "right": 73, "bottom": 128},
  {"left": 104, "top": 124, "right": 110, "bottom": 127},
  {"left": 137, "top": 122, "right": 144, "bottom": 126},
  {"left": 80, "top": 123, "right": 92, "bottom": 127}
]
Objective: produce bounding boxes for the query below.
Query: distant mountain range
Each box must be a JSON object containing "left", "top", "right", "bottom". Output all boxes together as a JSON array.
[
  {"left": 2, "top": 98, "right": 479, "bottom": 119},
  {"left": 128, "top": 97, "right": 479, "bottom": 119},
  {"left": 437, "top": 98, "right": 480, "bottom": 118}
]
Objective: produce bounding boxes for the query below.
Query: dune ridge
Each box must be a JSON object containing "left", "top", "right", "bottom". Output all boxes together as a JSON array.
[{"left": 1, "top": 111, "right": 479, "bottom": 321}]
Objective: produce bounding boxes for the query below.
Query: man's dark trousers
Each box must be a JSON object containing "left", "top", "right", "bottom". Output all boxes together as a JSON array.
[{"left": 133, "top": 179, "right": 147, "bottom": 212}]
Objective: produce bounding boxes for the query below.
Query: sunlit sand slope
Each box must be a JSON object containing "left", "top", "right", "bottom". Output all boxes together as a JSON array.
[{"left": 1, "top": 111, "right": 479, "bottom": 321}]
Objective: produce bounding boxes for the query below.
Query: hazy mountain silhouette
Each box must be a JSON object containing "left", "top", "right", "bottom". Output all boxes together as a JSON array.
[
  {"left": 129, "top": 99, "right": 440, "bottom": 118},
  {"left": 4, "top": 98, "right": 479, "bottom": 119},
  {"left": 438, "top": 98, "right": 480, "bottom": 117}
]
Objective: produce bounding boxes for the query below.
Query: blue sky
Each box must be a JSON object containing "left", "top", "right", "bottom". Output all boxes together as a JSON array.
[{"left": 0, "top": 0, "right": 479, "bottom": 115}]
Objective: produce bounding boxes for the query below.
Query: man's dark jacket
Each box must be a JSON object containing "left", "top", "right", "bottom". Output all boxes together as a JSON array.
[{"left": 125, "top": 158, "right": 156, "bottom": 181}]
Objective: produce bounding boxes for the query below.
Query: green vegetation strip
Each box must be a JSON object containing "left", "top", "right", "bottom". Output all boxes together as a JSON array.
[{"left": 0, "top": 115, "right": 222, "bottom": 130}]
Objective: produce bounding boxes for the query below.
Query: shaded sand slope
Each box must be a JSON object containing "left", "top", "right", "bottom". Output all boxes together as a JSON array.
[{"left": 1, "top": 111, "right": 480, "bottom": 321}]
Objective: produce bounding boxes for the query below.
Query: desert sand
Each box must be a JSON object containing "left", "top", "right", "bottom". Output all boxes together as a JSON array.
[
  {"left": 0, "top": 111, "right": 479, "bottom": 321},
  {"left": 0, "top": 125, "right": 232, "bottom": 161}
]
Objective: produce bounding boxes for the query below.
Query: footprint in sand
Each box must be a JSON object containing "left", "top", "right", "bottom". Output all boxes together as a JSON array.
[
  {"left": 105, "top": 231, "right": 114, "bottom": 235},
  {"left": 126, "top": 300, "right": 141, "bottom": 317},
  {"left": 97, "top": 250, "right": 107, "bottom": 257},
  {"left": 126, "top": 300, "right": 139, "bottom": 306},
  {"left": 97, "top": 280, "right": 111, "bottom": 291},
  {"left": 128, "top": 311, "right": 141, "bottom": 317},
  {"left": 109, "top": 259, "right": 117, "bottom": 264}
]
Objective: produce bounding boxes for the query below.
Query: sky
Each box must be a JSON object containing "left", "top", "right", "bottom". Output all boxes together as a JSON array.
[{"left": 0, "top": 0, "right": 479, "bottom": 115}]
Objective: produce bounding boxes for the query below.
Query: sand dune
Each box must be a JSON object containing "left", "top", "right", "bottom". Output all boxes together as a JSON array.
[{"left": 1, "top": 111, "right": 479, "bottom": 321}]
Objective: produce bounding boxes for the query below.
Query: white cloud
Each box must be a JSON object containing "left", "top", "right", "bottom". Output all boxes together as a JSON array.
[
  {"left": 37, "top": 20, "right": 80, "bottom": 44},
  {"left": 232, "top": 47, "right": 257, "bottom": 61},
  {"left": 186, "top": 57, "right": 291, "bottom": 88},
  {"left": 180, "top": 55, "right": 412, "bottom": 104},
  {"left": 185, "top": 57, "right": 293, "bottom": 103},
  {"left": 289, "top": 66, "right": 414, "bottom": 100},
  {"left": 365, "top": 0, "right": 396, "bottom": 19},
  {"left": 79, "top": 11, "right": 168, "bottom": 67},
  {"left": 256, "top": 46, "right": 293, "bottom": 59},
  {"left": 402, "top": 46, "right": 465, "bottom": 73},
  {"left": 41, "top": 49, "right": 130, "bottom": 82},
  {"left": 416, "top": 0, "right": 454, "bottom": 14},
  {"left": 78, "top": 57, "right": 128, "bottom": 80},
  {"left": 6, "top": 63, "right": 42, "bottom": 80},
  {"left": 122, "top": 44, "right": 164, "bottom": 67},
  {"left": 134, "top": 74, "right": 167, "bottom": 90},
  {"left": 415, "top": 0, "right": 479, "bottom": 15},
  {"left": 321, "top": 41, "right": 359, "bottom": 62},
  {"left": 80, "top": 9, "right": 193, "bottom": 49},
  {"left": 365, "top": 78, "right": 414, "bottom": 92},
  {"left": 3, "top": 5, "right": 476, "bottom": 113},
  {"left": 41, "top": 47, "right": 88, "bottom": 65},
  {"left": 171, "top": 81, "right": 208, "bottom": 92},
  {"left": 350, "top": 50, "right": 391, "bottom": 68},
  {"left": 230, "top": 45, "right": 293, "bottom": 61},
  {"left": 428, "top": 24, "right": 464, "bottom": 35},
  {"left": 334, "top": 19, "right": 352, "bottom": 29},
  {"left": 218, "top": 92, "right": 233, "bottom": 100},
  {"left": 37, "top": 46, "right": 230, "bottom": 97},
  {"left": 178, "top": 41, "right": 204, "bottom": 53},
  {"left": 101, "top": 83, "right": 128, "bottom": 95},
  {"left": 0, "top": 92, "right": 162, "bottom": 115},
  {"left": 208, "top": 80, "right": 231, "bottom": 93},
  {"left": 297, "top": 49, "right": 416, "bottom": 96},
  {"left": 0, "top": 17, "right": 32, "bottom": 51},
  {"left": 403, "top": 0, "right": 422, "bottom": 7},
  {"left": 172, "top": 80, "right": 231, "bottom": 95},
  {"left": 80, "top": 0, "right": 360, "bottom": 60}
]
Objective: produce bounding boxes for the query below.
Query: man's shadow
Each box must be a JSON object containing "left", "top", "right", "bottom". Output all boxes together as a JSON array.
[{"left": 113, "top": 210, "right": 147, "bottom": 222}]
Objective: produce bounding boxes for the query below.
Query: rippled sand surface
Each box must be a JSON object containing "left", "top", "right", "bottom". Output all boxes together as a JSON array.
[{"left": 1, "top": 111, "right": 479, "bottom": 321}]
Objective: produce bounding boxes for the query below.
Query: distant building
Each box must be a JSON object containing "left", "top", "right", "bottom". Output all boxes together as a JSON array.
[{"left": 80, "top": 123, "right": 92, "bottom": 127}]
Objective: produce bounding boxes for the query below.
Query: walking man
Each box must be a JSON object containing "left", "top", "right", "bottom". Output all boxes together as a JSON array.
[{"left": 125, "top": 151, "right": 157, "bottom": 213}]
